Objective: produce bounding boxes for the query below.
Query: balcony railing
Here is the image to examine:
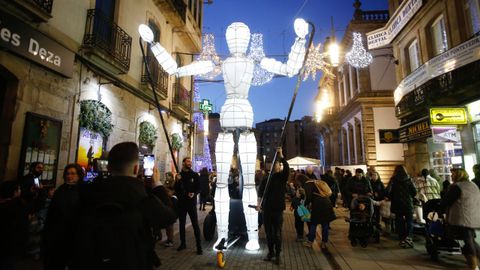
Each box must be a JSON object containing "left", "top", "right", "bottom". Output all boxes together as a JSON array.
[
  {"left": 30, "top": 0, "right": 53, "bottom": 14},
  {"left": 83, "top": 9, "right": 132, "bottom": 72},
  {"left": 173, "top": 82, "right": 191, "bottom": 112},
  {"left": 141, "top": 56, "right": 169, "bottom": 99},
  {"left": 153, "top": 0, "right": 186, "bottom": 25},
  {"left": 361, "top": 10, "right": 389, "bottom": 21},
  {"left": 171, "top": 0, "right": 186, "bottom": 22}
]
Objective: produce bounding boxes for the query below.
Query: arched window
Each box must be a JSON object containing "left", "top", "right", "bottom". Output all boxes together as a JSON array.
[
  {"left": 355, "top": 118, "right": 364, "bottom": 163},
  {"left": 348, "top": 123, "right": 355, "bottom": 164},
  {"left": 342, "top": 128, "right": 348, "bottom": 165}
]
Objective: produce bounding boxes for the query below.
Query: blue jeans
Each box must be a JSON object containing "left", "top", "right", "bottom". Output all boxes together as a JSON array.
[
  {"left": 308, "top": 222, "right": 330, "bottom": 243},
  {"left": 395, "top": 212, "right": 413, "bottom": 240}
]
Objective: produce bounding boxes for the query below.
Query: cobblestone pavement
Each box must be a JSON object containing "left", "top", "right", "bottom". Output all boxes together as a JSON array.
[{"left": 156, "top": 205, "right": 331, "bottom": 270}]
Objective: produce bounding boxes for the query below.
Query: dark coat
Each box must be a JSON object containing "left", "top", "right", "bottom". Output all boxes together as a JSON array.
[
  {"left": 73, "top": 176, "right": 177, "bottom": 270},
  {"left": 258, "top": 159, "right": 289, "bottom": 212},
  {"left": 199, "top": 174, "right": 210, "bottom": 197},
  {"left": 388, "top": 176, "right": 417, "bottom": 215},
  {"left": 304, "top": 180, "right": 336, "bottom": 224},
  {"left": 348, "top": 176, "right": 372, "bottom": 196},
  {"left": 371, "top": 180, "right": 386, "bottom": 201},
  {"left": 175, "top": 169, "right": 200, "bottom": 206},
  {"left": 0, "top": 198, "right": 29, "bottom": 259},
  {"left": 43, "top": 183, "right": 81, "bottom": 269}
]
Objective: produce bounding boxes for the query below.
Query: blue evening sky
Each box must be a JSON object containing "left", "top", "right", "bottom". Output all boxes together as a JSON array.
[{"left": 199, "top": 0, "right": 388, "bottom": 124}]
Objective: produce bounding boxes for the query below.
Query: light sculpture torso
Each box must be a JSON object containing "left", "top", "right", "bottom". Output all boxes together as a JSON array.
[{"left": 140, "top": 19, "right": 308, "bottom": 251}]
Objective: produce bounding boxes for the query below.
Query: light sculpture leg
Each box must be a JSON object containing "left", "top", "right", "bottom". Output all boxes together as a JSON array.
[
  {"left": 214, "top": 132, "right": 234, "bottom": 249},
  {"left": 238, "top": 132, "right": 260, "bottom": 250}
]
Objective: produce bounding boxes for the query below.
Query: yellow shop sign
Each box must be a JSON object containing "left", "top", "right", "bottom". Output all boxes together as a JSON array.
[{"left": 430, "top": 108, "right": 467, "bottom": 125}]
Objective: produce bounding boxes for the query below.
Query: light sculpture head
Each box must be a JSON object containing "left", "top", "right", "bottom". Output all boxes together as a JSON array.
[
  {"left": 138, "top": 24, "right": 154, "bottom": 43},
  {"left": 226, "top": 22, "right": 251, "bottom": 55}
]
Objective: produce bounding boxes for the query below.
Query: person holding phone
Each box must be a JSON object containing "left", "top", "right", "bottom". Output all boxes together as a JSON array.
[{"left": 174, "top": 157, "right": 202, "bottom": 255}]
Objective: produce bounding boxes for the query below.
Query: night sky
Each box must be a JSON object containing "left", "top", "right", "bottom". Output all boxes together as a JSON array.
[{"left": 198, "top": 0, "right": 389, "bottom": 124}]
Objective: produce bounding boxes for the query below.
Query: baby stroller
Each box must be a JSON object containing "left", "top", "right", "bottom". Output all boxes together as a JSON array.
[
  {"left": 348, "top": 195, "right": 380, "bottom": 247},
  {"left": 423, "top": 199, "right": 462, "bottom": 260}
]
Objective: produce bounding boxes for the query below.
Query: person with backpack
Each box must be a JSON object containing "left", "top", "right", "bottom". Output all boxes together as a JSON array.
[
  {"left": 290, "top": 187, "right": 306, "bottom": 242},
  {"left": 303, "top": 178, "right": 336, "bottom": 250},
  {"left": 174, "top": 157, "right": 203, "bottom": 255},
  {"left": 72, "top": 142, "right": 177, "bottom": 270}
]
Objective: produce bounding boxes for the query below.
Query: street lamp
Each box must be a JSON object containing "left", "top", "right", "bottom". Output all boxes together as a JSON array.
[
  {"left": 327, "top": 42, "right": 341, "bottom": 67},
  {"left": 263, "top": 154, "right": 266, "bottom": 168}
]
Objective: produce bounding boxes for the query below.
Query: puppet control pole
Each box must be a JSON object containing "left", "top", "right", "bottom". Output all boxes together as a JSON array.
[
  {"left": 139, "top": 38, "right": 179, "bottom": 173},
  {"left": 256, "top": 21, "right": 316, "bottom": 209}
]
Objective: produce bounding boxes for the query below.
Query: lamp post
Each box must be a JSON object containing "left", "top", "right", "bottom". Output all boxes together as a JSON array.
[{"left": 263, "top": 154, "right": 266, "bottom": 169}]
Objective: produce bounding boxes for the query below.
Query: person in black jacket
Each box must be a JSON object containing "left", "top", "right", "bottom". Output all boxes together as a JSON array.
[
  {"left": 198, "top": 167, "right": 210, "bottom": 211},
  {"left": 387, "top": 165, "right": 416, "bottom": 248},
  {"left": 258, "top": 147, "right": 289, "bottom": 265},
  {"left": 0, "top": 180, "right": 29, "bottom": 270},
  {"left": 71, "top": 142, "right": 177, "bottom": 270},
  {"left": 43, "top": 163, "right": 84, "bottom": 270},
  {"left": 174, "top": 157, "right": 203, "bottom": 255}
]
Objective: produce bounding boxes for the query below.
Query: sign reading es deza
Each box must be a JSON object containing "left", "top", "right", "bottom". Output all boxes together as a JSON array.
[
  {"left": 430, "top": 108, "right": 467, "bottom": 125},
  {"left": 0, "top": 10, "right": 74, "bottom": 77}
]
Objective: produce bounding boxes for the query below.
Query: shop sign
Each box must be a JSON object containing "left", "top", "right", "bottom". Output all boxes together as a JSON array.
[
  {"left": 467, "top": 100, "right": 480, "bottom": 122},
  {"left": 430, "top": 108, "right": 467, "bottom": 125},
  {"left": 394, "top": 34, "right": 480, "bottom": 105},
  {"left": 432, "top": 126, "right": 460, "bottom": 143},
  {"left": 367, "top": 0, "right": 423, "bottom": 49},
  {"left": 379, "top": 129, "right": 400, "bottom": 144},
  {"left": 0, "top": 10, "right": 74, "bottom": 77},
  {"left": 399, "top": 118, "right": 431, "bottom": 143}
]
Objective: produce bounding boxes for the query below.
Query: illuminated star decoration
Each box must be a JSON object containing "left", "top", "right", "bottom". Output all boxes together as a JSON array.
[
  {"left": 248, "top": 33, "right": 274, "bottom": 86},
  {"left": 197, "top": 33, "right": 222, "bottom": 79},
  {"left": 303, "top": 43, "right": 334, "bottom": 81},
  {"left": 345, "top": 32, "right": 372, "bottom": 68}
]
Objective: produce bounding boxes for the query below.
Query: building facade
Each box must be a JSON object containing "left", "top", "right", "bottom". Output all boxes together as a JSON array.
[
  {"left": 256, "top": 117, "right": 319, "bottom": 169},
  {"left": 318, "top": 1, "right": 404, "bottom": 181},
  {"left": 0, "top": 0, "right": 205, "bottom": 184},
  {"left": 369, "top": 0, "right": 480, "bottom": 179}
]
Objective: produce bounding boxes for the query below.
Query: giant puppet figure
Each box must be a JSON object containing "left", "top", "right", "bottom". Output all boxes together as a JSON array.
[{"left": 139, "top": 19, "right": 309, "bottom": 250}]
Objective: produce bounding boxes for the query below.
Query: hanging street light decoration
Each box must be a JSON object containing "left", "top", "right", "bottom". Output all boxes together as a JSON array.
[
  {"left": 197, "top": 33, "right": 222, "bottom": 79},
  {"left": 303, "top": 43, "right": 334, "bottom": 81},
  {"left": 345, "top": 32, "right": 372, "bottom": 68},
  {"left": 248, "top": 33, "right": 274, "bottom": 86}
]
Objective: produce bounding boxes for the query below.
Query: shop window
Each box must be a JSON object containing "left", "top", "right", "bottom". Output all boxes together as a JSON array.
[
  {"left": 464, "top": 0, "right": 480, "bottom": 36},
  {"left": 407, "top": 39, "right": 421, "bottom": 73},
  {"left": 431, "top": 15, "right": 449, "bottom": 56}
]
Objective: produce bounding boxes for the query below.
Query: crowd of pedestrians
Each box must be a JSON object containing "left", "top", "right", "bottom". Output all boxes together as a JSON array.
[{"left": 2, "top": 140, "right": 480, "bottom": 269}]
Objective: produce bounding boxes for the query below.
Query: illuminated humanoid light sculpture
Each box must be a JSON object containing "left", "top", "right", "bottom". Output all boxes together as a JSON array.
[{"left": 139, "top": 19, "right": 309, "bottom": 251}]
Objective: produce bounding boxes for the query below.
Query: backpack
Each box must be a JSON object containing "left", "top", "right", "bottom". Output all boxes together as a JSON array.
[{"left": 72, "top": 200, "right": 149, "bottom": 270}]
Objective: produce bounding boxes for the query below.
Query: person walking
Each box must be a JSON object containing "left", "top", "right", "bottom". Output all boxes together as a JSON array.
[
  {"left": 258, "top": 147, "right": 289, "bottom": 265},
  {"left": 72, "top": 142, "right": 177, "bottom": 270},
  {"left": 199, "top": 167, "right": 210, "bottom": 211},
  {"left": 370, "top": 171, "right": 385, "bottom": 229},
  {"left": 290, "top": 187, "right": 306, "bottom": 241},
  {"left": 43, "top": 163, "right": 84, "bottom": 270},
  {"left": 348, "top": 168, "right": 372, "bottom": 207},
  {"left": 175, "top": 157, "right": 203, "bottom": 255},
  {"left": 440, "top": 168, "right": 480, "bottom": 269},
  {"left": 387, "top": 165, "right": 416, "bottom": 248},
  {"left": 303, "top": 178, "right": 336, "bottom": 250}
]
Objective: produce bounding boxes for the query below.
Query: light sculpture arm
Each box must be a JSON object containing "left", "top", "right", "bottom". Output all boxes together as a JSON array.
[
  {"left": 260, "top": 18, "right": 309, "bottom": 77},
  {"left": 139, "top": 24, "right": 214, "bottom": 77}
]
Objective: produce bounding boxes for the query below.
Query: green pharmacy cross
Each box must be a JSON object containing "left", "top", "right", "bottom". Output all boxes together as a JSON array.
[{"left": 199, "top": 99, "right": 213, "bottom": 115}]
